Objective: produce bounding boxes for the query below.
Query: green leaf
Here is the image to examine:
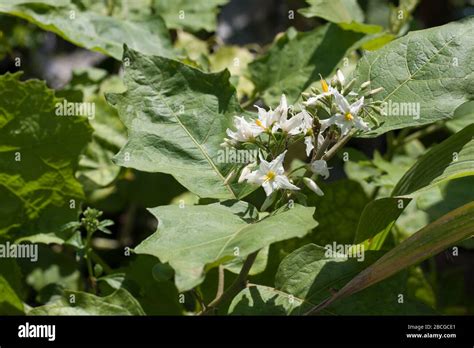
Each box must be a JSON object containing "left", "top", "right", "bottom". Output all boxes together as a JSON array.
[
  {"left": 153, "top": 0, "right": 228, "bottom": 32},
  {"left": 355, "top": 17, "right": 474, "bottom": 137},
  {"left": 0, "top": 0, "right": 174, "bottom": 60},
  {"left": 354, "top": 197, "right": 411, "bottom": 248},
  {"left": 310, "top": 201, "right": 474, "bottom": 313},
  {"left": 298, "top": 0, "right": 382, "bottom": 34},
  {"left": 28, "top": 288, "right": 145, "bottom": 315},
  {"left": 248, "top": 25, "right": 364, "bottom": 106},
  {"left": 0, "top": 72, "right": 91, "bottom": 237},
  {"left": 446, "top": 100, "right": 474, "bottom": 133},
  {"left": 134, "top": 200, "right": 317, "bottom": 291},
  {"left": 229, "top": 244, "right": 434, "bottom": 315},
  {"left": 0, "top": 276, "right": 24, "bottom": 315},
  {"left": 107, "top": 46, "right": 255, "bottom": 199},
  {"left": 393, "top": 124, "right": 474, "bottom": 196}
]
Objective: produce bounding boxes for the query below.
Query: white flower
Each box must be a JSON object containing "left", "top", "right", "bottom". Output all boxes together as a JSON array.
[
  {"left": 299, "top": 110, "right": 314, "bottom": 156},
  {"left": 321, "top": 89, "right": 368, "bottom": 136},
  {"left": 303, "top": 177, "right": 324, "bottom": 196},
  {"left": 254, "top": 98, "right": 281, "bottom": 133},
  {"left": 310, "top": 159, "right": 330, "bottom": 179},
  {"left": 244, "top": 151, "right": 300, "bottom": 196},
  {"left": 273, "top": 94, "right": 302, "bottom": 135},
  {"left": 226, "top": 116, "right": 262, "bottom": 142}
]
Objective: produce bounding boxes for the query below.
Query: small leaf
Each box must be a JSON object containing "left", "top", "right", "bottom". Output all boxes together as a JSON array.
[{"left": 28, "top": 288, "right": 145, "bottom": 315}]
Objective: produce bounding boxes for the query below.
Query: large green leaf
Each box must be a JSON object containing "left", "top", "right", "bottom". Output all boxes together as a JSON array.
[
  {"left": 153, "top": 0, "right": 228, "bottom": 32},
  {"left": 0, "top": 0, "right": 174, "bottom": 60},
  {"left": 298, "top": 0, "right": 382, "bottom": 34},
  {"left": 393, "top": 124, "right": 474, "bottom": 196},
  {"left": 229, "top": 244, "right": 434, "bottom": 315},
  {"left": 134, "top": 201, "right": 317, "bottom": 291},
  {"left": 355, "top": 17, "right": 474, "bottom": 137},
  {"left": 0, "top": 72, "right": 91, "bottom": 237},
  {"left": 248, "top": 25, "right": 364, "bottom": 106},
  {"left": 28, "top": 288, "right": 145, "bottom": 315},
  {"left": 107, "top": 46, "right": 255, "bottom": 199},
  {"left": 308, "top": 201, "right": 474, "bottom": 314}
]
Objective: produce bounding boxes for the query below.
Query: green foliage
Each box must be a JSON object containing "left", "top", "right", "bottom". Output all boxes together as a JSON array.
[
  {"left": 0, "top": 0, "right": 174, "bottom": 59},
  {"left": 28, "top": 288, "right": 145, "bottom": 315},
  {"left": 355, "top": 17, "right": 474, "bottom": 137},
  {"left": 153, "top": 0, "right": 228, "bottom": 32},
  {"left": 248, "top": 25, "right": 364, "bottom": 105},
  {"left": 229, "top": 244, "right": 434, "bottom": 315},
  {"left": 0, "top": 72, "right": 91, "bottom": 238},
  {"left": 135, "top": 200, "right": 317, "bottom": 291},
  {"left": 107, "top": 46, "right": 256, "bottom": 199}
]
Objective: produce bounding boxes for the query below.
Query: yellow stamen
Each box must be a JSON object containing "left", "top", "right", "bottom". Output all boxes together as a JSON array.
[
  {"left": 255, "top": 119, "right": 266, "bottom": 129},
  {"left": 321, "top": 78, "right": 329, "bottom": 93},
  {"left": 345, "top": 112, "right": 354, "bottom": 121},
  {"left": 264, "top": 171, "right": 276, "bottom": 182}
]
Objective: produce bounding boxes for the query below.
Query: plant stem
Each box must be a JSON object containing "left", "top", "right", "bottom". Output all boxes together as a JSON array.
[
  {"left": 201, "top": 251, "right": 259, "bottom": 315},
  {"left": 322, "top": 130, "right": 355, "bottom": 161},
  {"left": 216, "top": 265, "right": 225, "bottom": 300},
  {"left": 85, "top": 232, "right": 97, "bottom": 292}
]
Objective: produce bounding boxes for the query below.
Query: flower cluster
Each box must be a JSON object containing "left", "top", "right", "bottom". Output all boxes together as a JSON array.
[{"left": 222, "top": 69, "right": 383, "bottom": 206}]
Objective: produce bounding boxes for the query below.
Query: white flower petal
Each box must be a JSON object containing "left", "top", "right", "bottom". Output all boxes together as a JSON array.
[
  {"left": 350, "top": 96, "right": 364, "bottom": 116},
  {"left": 310, "top": 160, "right": 330, "bottom": 179},
  {"left": 332, "top": 89, "right": 350, "bottom": 113},
  {"left": 275, "top": 175, "right": 300, "bottom": 191},
  {"left": 304, "top": 136, "right": 314, "bottom": 157},
  {"left": 262, "top": 181, "right": 274, "bottom": 196}
]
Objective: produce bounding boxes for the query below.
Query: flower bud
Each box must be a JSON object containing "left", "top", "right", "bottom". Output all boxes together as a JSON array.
[
  {"left": 336, "top": 69, "right": 345, "bottom": 86},
  {"left": 367, "top": 87, "right": 384, "bottom": 97},
  {"left": 360, "top": 80, "right": 371, "bottom": 90},
  {"left": 303, "top": 177, "right": 324, "bottom": 196}
]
